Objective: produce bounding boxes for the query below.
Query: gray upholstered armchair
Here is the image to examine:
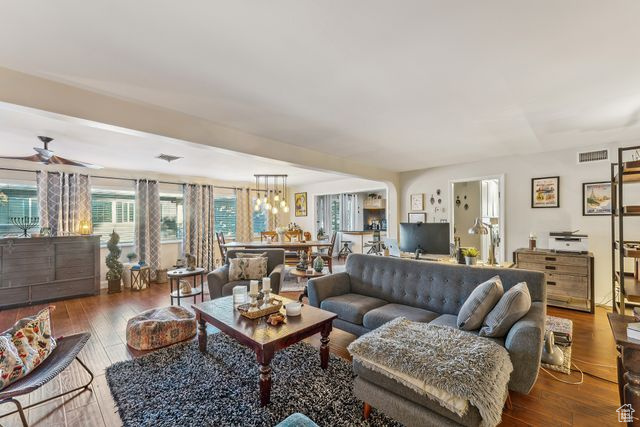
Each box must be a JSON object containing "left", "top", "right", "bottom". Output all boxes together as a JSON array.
[{"left": 207, "top": 248, "right": 286, "bottom": 299}]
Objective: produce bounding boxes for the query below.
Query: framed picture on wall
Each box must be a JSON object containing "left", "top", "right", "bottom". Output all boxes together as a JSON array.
[
  {"left": 531, "top": 176, "right": 560, "bottom": 208},
  {"left": 408, "top": 212, "right": 426, "bottom": 223},
  {"left": 582, "top": 181, "right": 612, "bottom": 216},
  {"left": 410, "top": 193, "right": 424, "bottom": 211},
  {"left": 294, "top": 192, "right": 308, "bottom": 217}
]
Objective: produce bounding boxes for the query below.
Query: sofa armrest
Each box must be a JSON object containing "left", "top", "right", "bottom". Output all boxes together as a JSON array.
[
  {"left": 207, "top": 265, "right": 229, "bottom": 300},
  {"left": 269, "top": 264, "right": 285, "bottom": 294},
  {"left": 504, "top": 301, "right": 546, "bottom": 394},
  {"left": 308, "top": 272, "right": 351, "bottom": 308}
]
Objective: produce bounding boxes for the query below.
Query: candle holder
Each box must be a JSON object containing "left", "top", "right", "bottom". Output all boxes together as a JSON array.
[
  {"left": 11, "top": 217, "right": 40, "bottom": 237},
  {"left": 261, "top": 289, "right": 272, "bottom": 308},
  {"left": 248, "top": 292, "right": 259, "bottom": 312}
]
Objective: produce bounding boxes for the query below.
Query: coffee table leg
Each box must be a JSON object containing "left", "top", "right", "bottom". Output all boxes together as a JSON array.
[
  {"left": 257, "top": 351, "right": 274, "bottom": 406},
  {"left": 198, "top": 317, "right": 207, "bottom": 353},
  {"left": 320, "top": 322, "right": 332, "bottom": 370}
]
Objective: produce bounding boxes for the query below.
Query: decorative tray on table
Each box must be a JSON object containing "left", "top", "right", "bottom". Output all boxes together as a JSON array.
[{"left": 237, "top": 298, "right": 283, "bottom": 319}]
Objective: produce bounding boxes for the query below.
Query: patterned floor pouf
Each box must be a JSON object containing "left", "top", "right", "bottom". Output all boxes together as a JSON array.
[{"left": 126, "top": 306, "right": 196, "bottom": 351}]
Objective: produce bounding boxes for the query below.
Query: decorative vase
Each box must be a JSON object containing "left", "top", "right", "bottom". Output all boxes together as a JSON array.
[
  {"left": 465, "top": 256, "right": 477, "bottom": 266},
  {"left": 277, "top": 232, "right": 285, "bottom": 242},
  {"left": 313, "top": 255, "right": 324, "bottom": 272}
]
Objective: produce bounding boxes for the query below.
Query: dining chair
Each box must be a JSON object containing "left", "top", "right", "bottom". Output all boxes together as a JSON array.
[
  {"left": 312, "top": 231, "right": 337, "bottom": 273},
  {"left": 216, "top": 232, "right": 227, "bottom": 260},
  {"left": 260, "top": 231, "right": 278, "bottom": 242},
  {"left": 284, "top": 230, "right": 303, "bottom": 241}
]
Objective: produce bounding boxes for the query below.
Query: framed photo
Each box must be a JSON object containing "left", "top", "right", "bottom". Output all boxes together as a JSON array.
[
  {"left": 410, "top": 193, "right": 424, "bottom": 211},
  {"left": 408, "top": 212, "right": 426, "bottom": 223},
  {"left": 531, "top": 176, "right": 560, "bottom": 208},
  {"left": 294, "top": 192, "right": 308, "bottom": 217},
  {"left": 582, "top": 181, "right": 612, "bottom": 216}
]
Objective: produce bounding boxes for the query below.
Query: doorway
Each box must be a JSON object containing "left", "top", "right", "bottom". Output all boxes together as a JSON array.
[{"left": 450, "top": 175, "right": 504, "bottom": 264}]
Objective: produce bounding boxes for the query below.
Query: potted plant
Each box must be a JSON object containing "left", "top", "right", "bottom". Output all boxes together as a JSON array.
[
  {"left": 126, "top": 252, "right": 137, "bottom": 262},
  {"left": 463, "top": 247, "right": 479, "bottom": 266},
  {"left": 106, "top": 230, "right": 124, "bottom": 293}
]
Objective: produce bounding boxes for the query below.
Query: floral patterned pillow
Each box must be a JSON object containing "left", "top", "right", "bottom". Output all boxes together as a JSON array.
[
  {"left": 0, "top": 306, "right": 57, "bottom": 390},
  {"left": 229, "top": 257, "right": 268, "bottom": 281}
]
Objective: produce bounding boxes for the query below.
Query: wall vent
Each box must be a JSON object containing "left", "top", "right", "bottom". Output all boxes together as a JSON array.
[{"left": 577, "top": 149, "right": 608, "bottom": 164}]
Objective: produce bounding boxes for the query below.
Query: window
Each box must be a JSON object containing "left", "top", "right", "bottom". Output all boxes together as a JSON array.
[
  {"left": 214, "top": 195, "right": 236, "bottom": 239},
  {"left": 160, "top": 194, "right": 183, "bottom": 241},
  {"left": 0, "top": 185, "right": 39, "bottom": 236},
  {"left": 252, "top": 197, "right": 268, "bottom": 234},
  {"left": 91, "top": 190, "right": 135, "bottom": 244}
]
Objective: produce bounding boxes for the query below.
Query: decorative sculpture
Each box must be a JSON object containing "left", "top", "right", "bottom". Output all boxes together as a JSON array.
[{"left": 185, "top": 253, "right": 196, "bottom": 271}]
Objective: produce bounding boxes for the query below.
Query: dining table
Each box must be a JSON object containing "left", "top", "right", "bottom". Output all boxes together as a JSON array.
[{"left": 221, "top": 240, "right": 333, "bottom": 255}]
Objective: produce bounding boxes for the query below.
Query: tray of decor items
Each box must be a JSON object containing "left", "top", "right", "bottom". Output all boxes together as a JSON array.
[{"left": 237, "top": 297, "right": 283, "bottom": 319}]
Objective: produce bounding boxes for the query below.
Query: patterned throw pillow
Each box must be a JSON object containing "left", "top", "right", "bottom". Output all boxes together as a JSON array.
[
  {"left": 229, "top": 257, "right": 268, "bottom": 281},
  {"left": 456, "top": 276, "right": 503, "bottom": 331},
  {"left": 236, "top": 252, "right": 268, "bottom": 259},
  {"left": 1, "top": 306, "right": 57, "bottom": 390},
  {"left": 480, "top": 282, "right": 531, "bottom": 338}
]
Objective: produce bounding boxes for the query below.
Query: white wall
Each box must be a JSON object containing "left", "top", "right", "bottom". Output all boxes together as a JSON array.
[{"left": 400, "top": 142, "right": 638, "bottom": 305}]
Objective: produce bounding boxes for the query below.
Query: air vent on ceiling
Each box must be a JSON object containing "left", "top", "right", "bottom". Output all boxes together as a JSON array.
[
  {"left": 577, "top": 149, "right": 608, "bottom": 164},
  {"left": 156, "top": 153, "right": 183, "bottom": 163}
]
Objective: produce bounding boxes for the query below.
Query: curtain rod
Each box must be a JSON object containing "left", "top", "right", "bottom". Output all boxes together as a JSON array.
[{"left": 0, "top": 167, "right": 259, "bottom": 192}]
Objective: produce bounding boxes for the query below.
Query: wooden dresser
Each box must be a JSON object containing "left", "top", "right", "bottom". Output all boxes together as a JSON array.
[
  {"left": 514, "top": 248, "right": 594, "bottom": 313},
  {"left": 0, "top": 235, "right": 100, "bottom": 309}
]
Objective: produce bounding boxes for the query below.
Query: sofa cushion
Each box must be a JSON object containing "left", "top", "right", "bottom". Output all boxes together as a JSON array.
[
  {"left": 456, "top": 276, "right": 503, "bottom": 331},
  {"left": 321, "top": 293, "right": 387, "bottom": 325},
  {"left": 222, "top": 280, "right": 250, "bottom": 296},
  {"left": 480, "top": 282, "right": 531, "bottom": 338},
  {"left": 363, "top": 303, "right": 439, "bottom": 330}
]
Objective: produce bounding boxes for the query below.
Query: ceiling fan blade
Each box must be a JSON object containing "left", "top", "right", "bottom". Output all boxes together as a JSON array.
[
  {"left": 48, "top": 155, "right": 103, "bottom": 169},
  {"left": 0, "top": 154, "right": 46, "bottom": 162}
]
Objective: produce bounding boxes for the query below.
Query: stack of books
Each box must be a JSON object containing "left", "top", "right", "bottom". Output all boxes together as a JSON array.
[{"left": 628, "top": 322, "right": 640, "bottom": 341}]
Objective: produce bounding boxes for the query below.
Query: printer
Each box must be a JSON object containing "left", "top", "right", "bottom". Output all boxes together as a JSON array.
[{"left": 548, "top": 231, "right": 589, "bottom": 253}]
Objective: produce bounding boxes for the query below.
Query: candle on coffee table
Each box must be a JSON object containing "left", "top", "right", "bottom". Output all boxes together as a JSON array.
[
  {"left": 249, "top": 280, "right": 259, "bottom": 295},
  {"left": 262, "top": 277, "right": 271, "bottom": 291}
]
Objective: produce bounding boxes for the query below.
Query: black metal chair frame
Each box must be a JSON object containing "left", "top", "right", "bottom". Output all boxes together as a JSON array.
[{"left": 0, "top": 333, "right": 94, "bottom": 427}]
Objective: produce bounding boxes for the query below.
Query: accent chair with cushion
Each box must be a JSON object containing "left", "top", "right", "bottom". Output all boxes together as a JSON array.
[{"left": 207, "top": 248, "right": 285, "bottom": 299}]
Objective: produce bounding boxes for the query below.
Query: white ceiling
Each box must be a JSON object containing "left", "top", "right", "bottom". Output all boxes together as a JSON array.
[
  {"left": 0, "top": 104, "right": 345, "bottom": 185},
  {"left": 2, "top": 1, "right": 640, "bottom": 172}
]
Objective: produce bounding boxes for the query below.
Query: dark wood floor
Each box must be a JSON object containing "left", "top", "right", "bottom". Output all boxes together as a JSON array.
[{"left": 0, "top": 283, "right": 620, "bottom": 427}]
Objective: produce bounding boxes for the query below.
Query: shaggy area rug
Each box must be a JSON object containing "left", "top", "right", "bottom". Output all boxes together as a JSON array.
[{"left": 106, "top": 333, "right": 401, "bottom": 427}]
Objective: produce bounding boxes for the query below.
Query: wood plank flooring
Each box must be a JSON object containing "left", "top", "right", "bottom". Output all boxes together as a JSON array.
[{"left": 0, "top": 283, "right": 621, "bottom": 427}]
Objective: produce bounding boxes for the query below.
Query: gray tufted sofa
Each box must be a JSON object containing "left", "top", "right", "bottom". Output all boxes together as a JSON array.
[{"left": 307, "top": 253, "right": 546, "bottom": 397}]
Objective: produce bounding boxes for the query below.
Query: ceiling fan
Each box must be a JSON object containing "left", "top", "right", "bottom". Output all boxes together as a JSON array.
[{"left": 0, "top": 136, "right": 102, "bottom": 169}]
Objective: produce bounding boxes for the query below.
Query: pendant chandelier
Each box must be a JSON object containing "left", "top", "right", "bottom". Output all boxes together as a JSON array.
[{"left": 254, "top": 174, "right": 290, "bottom": 214}]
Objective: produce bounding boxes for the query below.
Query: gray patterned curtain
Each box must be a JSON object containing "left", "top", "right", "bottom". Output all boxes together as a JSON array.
[
  {"left": 183, "top": 184, "right": 215, "bottom": 271},
  {"left": 36, "top": 171, "right": 91, "bottom": 236},
  {"left": 135, "top": 180, "right": 161, "bottom": 278},
  {"left": 235, "top": 187, "right": 253, "bottom": 242}
]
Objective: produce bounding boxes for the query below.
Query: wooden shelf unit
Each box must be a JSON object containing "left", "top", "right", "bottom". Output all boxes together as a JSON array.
[{"left": 611, "top": 145, "right": 640, "bottom": 314}]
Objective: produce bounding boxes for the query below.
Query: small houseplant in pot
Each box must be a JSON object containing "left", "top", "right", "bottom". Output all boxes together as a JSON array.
[
  {"left": 126, "top": 252, "right": 137, "bottom": 263},
  {"left": 463, "top": 247, "right": 479, "bottom": 266},
  {"left": 106, "top": 230, "right": 124, "bottom": 293}
]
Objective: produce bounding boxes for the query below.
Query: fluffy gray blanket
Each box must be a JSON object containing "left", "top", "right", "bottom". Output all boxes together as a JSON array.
[{"left": 347, "top": 318, "right": 513, "bottom": 427}]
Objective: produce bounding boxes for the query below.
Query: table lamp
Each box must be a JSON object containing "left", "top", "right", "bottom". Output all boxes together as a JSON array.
[{"left": 468, "top": 218, "right": 499, "bottom": 265}]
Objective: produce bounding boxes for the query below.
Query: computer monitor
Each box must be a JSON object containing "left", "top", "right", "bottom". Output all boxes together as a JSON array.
[{"left": 399, "top": 222, "right": 450, "bottom": 258}]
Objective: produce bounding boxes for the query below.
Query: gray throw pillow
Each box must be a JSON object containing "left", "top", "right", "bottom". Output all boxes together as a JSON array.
[
  {"left": 479, "top": 282, "right": 531, "bottom": 338},
  {"left": 457, "top": 276, "right": 503, "bottom": 331}
]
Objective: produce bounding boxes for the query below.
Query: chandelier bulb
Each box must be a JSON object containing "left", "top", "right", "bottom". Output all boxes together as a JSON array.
[
  {"left": 283, "top": 205, "right": 290, "bottom": 213},
  {"left": 280, "top": 200, "right": 286, "bottom": 208},
  {"left": 272, "top": 207, "right": 278, "bottom": 214}
]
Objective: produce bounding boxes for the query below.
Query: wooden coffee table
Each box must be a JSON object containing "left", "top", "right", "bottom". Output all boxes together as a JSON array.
[
  {"left": 290, "top": 268, "right": 327, "bottom": 302},
  {"left": 192, "top": 296, "right": 337, "bottom": 406}
]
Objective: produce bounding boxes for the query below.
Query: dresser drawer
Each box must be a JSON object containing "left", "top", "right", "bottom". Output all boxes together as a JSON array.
[
  {"left": 546, "top": 273, "right": 588, "bottom": 298},
  {"left": 517, "top": 253, "right": 587, "bottom": 267},
  {"left": 31, "top": 279, "right": 96, "bottom": 301},
  {"left": 518, "top": 261, "right": 586, "bottom": 275}
]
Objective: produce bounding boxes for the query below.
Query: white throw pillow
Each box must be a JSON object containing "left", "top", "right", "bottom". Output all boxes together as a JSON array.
[{"left": 229, "top": 257, "right": 268, "bottom": 281}]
